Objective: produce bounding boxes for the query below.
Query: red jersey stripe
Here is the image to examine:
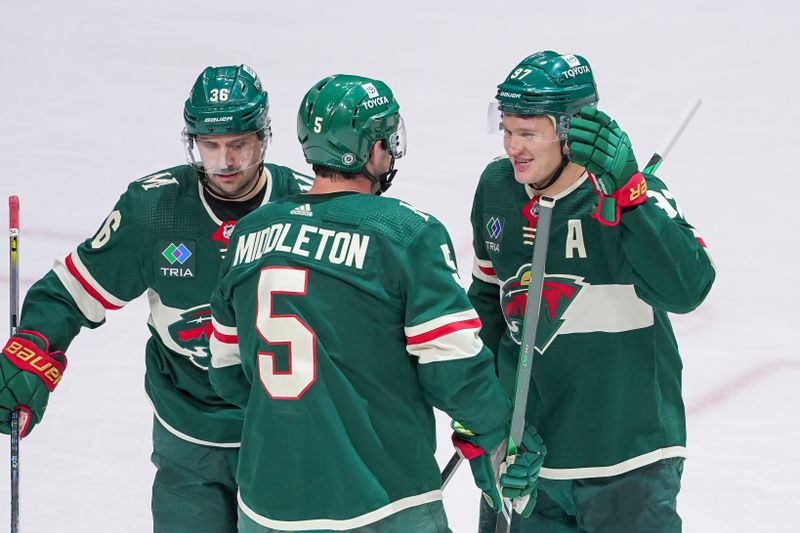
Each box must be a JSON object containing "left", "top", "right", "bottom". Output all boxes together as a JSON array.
[
  {"left": 478, "top": 265, "right": 495, "bottom": 276},
  {"left": 64, "top": 254, "right": 122, "bottom": 310},
  {"left": 407, "top": 317, "right": 482, "bottom": 346},
  {"left": 213, "top": 327, "right": 238, "bottom": 344}
]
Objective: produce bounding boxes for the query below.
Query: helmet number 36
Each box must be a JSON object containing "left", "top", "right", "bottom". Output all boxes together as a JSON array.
[
  {"left": 209, "top": 88, "right": 230, "bottom": 102},
  {"left": 256, "top": 267, "right": 316, "bottom": 400}
]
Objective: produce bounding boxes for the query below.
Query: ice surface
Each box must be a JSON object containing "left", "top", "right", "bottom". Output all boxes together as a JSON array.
[{"left": 1, "top": 1, "right": 798, "bottom": 531}]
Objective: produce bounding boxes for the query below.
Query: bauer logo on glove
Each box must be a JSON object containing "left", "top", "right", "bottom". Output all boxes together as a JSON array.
[{"left": 3, "top": 336, "right": 65, "bottom": 390}]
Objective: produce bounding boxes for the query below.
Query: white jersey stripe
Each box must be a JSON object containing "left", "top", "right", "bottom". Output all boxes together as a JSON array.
[
  {"left": 540, "top": 446, "right": 686, "bottom": 480},
  {"left": 407, "top": 327, "right": 484, "bottom": 364},
  {"left": 150, "top": 400, "right": 240, "bottom": 448},
  {"left": 210, "top": 317, "right": 241, "bottom": 369},
  {"left": 404, "top": 309, "right": 479, "bottom": 338},
  {"left": 556, "top": 284, "right": 654, "bottom": 336},
  {"left": 472, "top": 258, "right": 499, "bottom": 285},
  {"left": 53, "top": 258, "right": 108, "bottom": 323},
  {"left": 211, "top": 317, "right": 237, "bottom": 337},
  {"left": 238, "top": 489, "right": 443, "bottom": 531}
]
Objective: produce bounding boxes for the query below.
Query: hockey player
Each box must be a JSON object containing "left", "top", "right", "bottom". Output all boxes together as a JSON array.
[
  {"left": 208, "top": 74, "right": 545, "bottom": 532},
  {"left": 0, "top": 64, "right": 312, "bottom": 532},
  {"left": 470, "top": 51, "right": 716, "bottom": 532}
]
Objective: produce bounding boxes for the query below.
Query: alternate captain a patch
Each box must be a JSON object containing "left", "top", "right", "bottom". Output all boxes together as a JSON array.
[
  {"left": 158, "top": 240, "right": 196, "bottom": 278},
  {"left": 483, "top": 214, "right": 505, "bottom": 253}
]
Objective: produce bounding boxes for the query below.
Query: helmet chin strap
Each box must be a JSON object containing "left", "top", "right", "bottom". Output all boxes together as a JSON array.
[
  {"left": 528, "top": 142, "right": 569, "bottom": 192},
  {"left": 363, "top": 157, "right": 397, "bottom": 196}
]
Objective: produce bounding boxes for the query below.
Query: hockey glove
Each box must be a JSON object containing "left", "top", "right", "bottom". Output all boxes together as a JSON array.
[
  {"left": 452, "top": 421, "right": 547, "bottom": 518},
  {"left": 0, "top": 331, "right": 67, "bottom": 437},
  {"left": 567, "top": 106, "right": 647, "bottom": 226}
]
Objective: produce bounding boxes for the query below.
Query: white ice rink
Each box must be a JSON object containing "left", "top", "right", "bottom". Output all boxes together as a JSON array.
[{"left": 1, "top": 1, "right": 798, "bottom": 531}]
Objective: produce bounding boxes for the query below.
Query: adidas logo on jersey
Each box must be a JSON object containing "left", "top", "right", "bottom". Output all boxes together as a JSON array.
[{"left": 290, "top": 204, "right": 313, "bottom": 217}]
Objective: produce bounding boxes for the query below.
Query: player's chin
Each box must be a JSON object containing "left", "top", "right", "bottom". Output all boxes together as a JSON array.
[
  {"left": 208, "top": 174, "right": 244, "bottom": 194},
  {"left": 513, "top": 170, "right": 537, "bottom": 186}
]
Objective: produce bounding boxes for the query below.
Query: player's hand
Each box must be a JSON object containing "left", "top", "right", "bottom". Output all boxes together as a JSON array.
[
  {"left": 567, "top": 106, "right": 646, "bottom": 226},
  {"left": 0, "top": 331, "right": 67, "bottom": 437},
  {"left": 452, "top": 422, "right": 546, "bottom": 517},
  {"left": 499, "top": 426, "right": 547, "bottom": 518}
]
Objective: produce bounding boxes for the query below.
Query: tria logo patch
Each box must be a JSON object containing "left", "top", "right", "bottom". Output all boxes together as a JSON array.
[
  {"left": 289, "top": 204, "right": 314, "bottom": 217},
  {"left": 158, "top": 240, "right": 196, "bottom": 278},
  {"left": 486, "top": 216, "right": 503, "bottom": 239},
  {"left": 162, "top": 243, "right": 191, "bottom": 264},
  {"left": 483, "top": 215, "right": 505, "bottom": 253},
  {"left": 167, "top": 305, "right": 212, "bottom": 369},
  {"left": 500, "top": 265, "right": 586, "bottom": 354}
]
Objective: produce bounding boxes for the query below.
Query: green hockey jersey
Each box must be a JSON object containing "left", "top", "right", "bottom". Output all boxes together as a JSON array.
[
  {"left": 468, "top": 157, "right": 716, "bottom": 480},
  {"left": 19, "top": 164, "right": 312, "bottom": 446},
  {"left": 209, "top": 191, "right": 511, "bottom": 530}
]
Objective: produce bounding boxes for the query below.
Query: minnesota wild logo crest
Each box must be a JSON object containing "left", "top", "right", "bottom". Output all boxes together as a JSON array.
[
  {"left": 500, "top": 265, "right": 586, "bottom": 354},
  {"left": 167, "top": 305, "right": 213, "bottom": 369}
]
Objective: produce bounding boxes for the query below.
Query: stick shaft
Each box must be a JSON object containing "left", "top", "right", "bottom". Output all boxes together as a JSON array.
[
  {"left": 495, "top": 196, "right": 556, "bottom": 533},
  {"left": 644, "top": 98, "right": 703, "bottom": 174},
  {"left": 9, "top": 195, "right": 20, "bottom": 533}
]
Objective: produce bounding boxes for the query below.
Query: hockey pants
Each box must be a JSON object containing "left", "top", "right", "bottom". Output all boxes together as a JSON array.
[
  {"left": 151, "top": 417, "right": 239, "bottom": 533},
  {"left": 478, "top": 457, "right": 684, "bottom": 533}
]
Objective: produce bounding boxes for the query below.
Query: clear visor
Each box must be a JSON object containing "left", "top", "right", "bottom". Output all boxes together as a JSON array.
[
  {"left": 387, "top": 116, "right": 407, "bottom": 159},
  {"left": 486, "top": 101, "right": 565, "bottom": 143},
  {"left": 182, "top": 124, "right": 271, "bottom": 176}
]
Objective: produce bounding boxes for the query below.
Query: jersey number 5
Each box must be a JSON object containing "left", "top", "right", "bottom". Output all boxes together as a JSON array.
[{"left": 256, "top": 267, "right": 317, "bottom": 400}]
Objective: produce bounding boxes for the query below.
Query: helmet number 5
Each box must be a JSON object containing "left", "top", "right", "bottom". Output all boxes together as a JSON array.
[
  {"left": 313, "top": 116, "right": 323, "bottom": 133},
  {"left": 256, "top": 267, "right": 316, "bottom": 400}
]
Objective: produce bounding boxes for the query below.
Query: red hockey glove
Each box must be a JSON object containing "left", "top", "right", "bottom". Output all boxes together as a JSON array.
[{"left": 0, "top": 331, "right": 67, "bottom": 437}]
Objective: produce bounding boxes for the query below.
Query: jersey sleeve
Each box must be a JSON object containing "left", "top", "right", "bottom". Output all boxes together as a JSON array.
[
  {"left": 18, "top": 187, "right": 149, "bottom": 352},
  {"left": 620, "top": 174, "right": 716, "bottom": 313},
  {"left": 208, "top": 232, "right": 250, "bottom": 408},
  {"left": 401, "top": 220, "right": 511, "bottom": 437},
  {"left": 466, "top": 178, "right": 506, "bottom": 360}
]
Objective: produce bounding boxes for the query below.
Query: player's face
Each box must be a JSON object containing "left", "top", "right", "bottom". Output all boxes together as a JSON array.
[
  {"left": 502, "top": 115, "right": 563, "bottom": 187},
  {"left": 195, "top": 132, "right": 264, "bottom": 197}
]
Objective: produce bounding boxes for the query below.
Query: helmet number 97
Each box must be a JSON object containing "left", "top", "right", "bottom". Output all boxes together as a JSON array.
[
  {"left": 209, "top": 88, "right": 230, "bottom": 103},
  {"left": 510, "top": 68, "right": 532, "bottom": 80}
]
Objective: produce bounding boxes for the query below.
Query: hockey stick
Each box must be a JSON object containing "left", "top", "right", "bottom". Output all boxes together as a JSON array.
[
  {"left": 440, "top": 196, "right": 554, "bottom": 493},
  {"left": 492, "top": 195, "right": 554, "bottom": 533},
  {"left": 493, "top": 98, "right": 704, "bottom": 533},
  {"left": 440, "top": 97, "right": 703, "bottom": 491},
  {"left": 643, "top": 98, "right": 702, "bottom": 174},
  {"left": 8, "top": 196, "right": 20, "bottom": 533}
]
